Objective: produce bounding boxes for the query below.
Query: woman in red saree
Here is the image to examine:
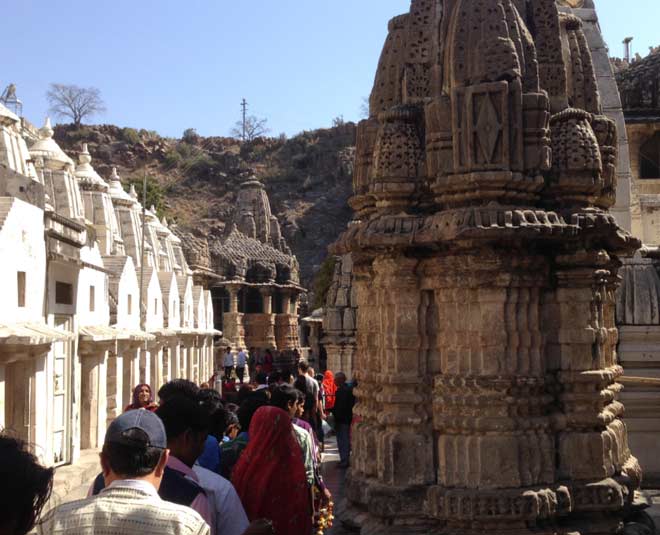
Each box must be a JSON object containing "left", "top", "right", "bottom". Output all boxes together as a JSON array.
[
  {"left": 232, "top": 406, "right": 312, "bottom": 535},
  {"left": 123, "top": 383, "right": 158, "bottom": 412}
]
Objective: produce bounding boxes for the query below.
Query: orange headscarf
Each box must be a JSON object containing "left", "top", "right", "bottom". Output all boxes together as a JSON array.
[{"left": 323, "top": 370, "right": 337, "bottom": 410}]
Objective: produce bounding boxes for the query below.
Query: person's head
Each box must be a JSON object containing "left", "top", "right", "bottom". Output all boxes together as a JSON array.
[
  {"left": 294, "top": 389, "right": 305, "bottom": 419},
  {"left": 224, "top": 411, "right": 241, "bottom": 440},
  {"left": 132, "top": 384, "right": 153, "bottom": 408},
  {"left": 225, "top": 402, "right": 239, "bottom": 414},
  {"left": 271, "top": 384, "right": 301, "bottom": 419},
  {"left": 308, "top": 367, "right": 315, "bottom": 378},
  {"left": 157, "top": 379, "right": 199, "bottom": 404},
  {"left": 255, "top": 372, "right": 268, "bottom": 385},
  {"left": 198, "top": 389, "right": 225, "bottom": 440},
  {"left": 226, "top": 346, "right": 232, "bottom": 353},
  {"left": 255, "top": 364, "right": 263, "bottom": 375},
  {"left": 315, "top": 373, "right": 324, "bottom": 384},
  {"left": 335, "top": 372, "right": 347, "bottom": 387},
  {"left": 237, "top": 384, "right": 255, "bottom": 405},
  {"left": 268, "top": 371, "right": 282, "bottom": 385},
  {"left": 0, "top": 435, "right": 53, "bottom": 535},
  {"left": 100, "top": 410, "right": 168, "bottom": 490},
  {"left": 237, "top": 396, "right": 269, "bottom": 432},
  {"left": 200, "top": 382, "right": 209, "bottom": 389},
  {"left": 156, "top": 396, "right": 208, "bottom": 467},
  {"left": 297, "top": 359, "right": 310, "bottom": 375}
]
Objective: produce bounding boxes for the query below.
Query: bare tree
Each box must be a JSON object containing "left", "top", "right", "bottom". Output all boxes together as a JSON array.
[
  {"left": 360, "top": 96, "right": 370, "bottom": 119},
  {"left": 46, "top": 83, "right": 106, "bottom": 127},
  {"left": 230, "top": 115, "right": 270, "bottom": 142}
]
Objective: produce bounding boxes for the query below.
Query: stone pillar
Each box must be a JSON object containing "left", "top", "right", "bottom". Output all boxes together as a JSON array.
[
  {"left": 122, "top": 347, "right": 140, "bottom": 407},
  {"left": 164, "top": 346, "right": 173, "bottom": 383},
  {"left": 33, "top": 354, "right": 49, "bottom": 461},
  {"left": 149, "top": 347, "right": 163, "bottom": 393},
  {"left": 229, "top": 287, "right": 239, "bottom": 313},
  {"left": 139, "top": 347, "right": 150, "bottom": 386},
  {"left": 173, "top": 344, "right": 182, "bottom": 378},
  {"left": 223, "top": 287, "right": 245, "bottom": 349},
  {"left": 186, "top": 344, "right": 195, "bottom": 382},
  {"left": 0, "top": 363, "right": 5, "bottom": 431},
  {"left": 261, "top": 288, "right": 273, "bottom": 315},
  {"left": 106, "top": 349, "right": 123, "bottom": 425},
  {"left": 80, "top": 349, "right": 102, "bottom": 450}
]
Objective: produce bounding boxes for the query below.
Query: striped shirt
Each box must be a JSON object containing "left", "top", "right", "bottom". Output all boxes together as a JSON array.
[{"left": 38, "top": 479, "right": 210, "bottom": 535}]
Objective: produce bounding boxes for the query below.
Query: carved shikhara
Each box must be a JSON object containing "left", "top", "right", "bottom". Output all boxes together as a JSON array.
[{"left": 333, "top": 1, "right": 641, "bottom": 534}]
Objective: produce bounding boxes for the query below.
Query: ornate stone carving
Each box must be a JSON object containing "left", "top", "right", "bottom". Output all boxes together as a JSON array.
[{"left": 334, "top": 0, "right": 640, "bottom": 533}]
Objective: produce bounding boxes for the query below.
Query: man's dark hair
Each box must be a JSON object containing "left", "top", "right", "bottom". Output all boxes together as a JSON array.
[
  {"left": 297, "top": 359, "right": 310, "bottom": 373},
  {"left": 237, "top": 396, "right": 268, "bottom": 431},
  {"left": 237, "top": 384, "right": 255, "bottom": 405},
  {"left": 198, "top": 389, "right": 225, "bottom": 440},
  {"left": 255, "top": 372, "right": 268, "bottom": 385},
  {"left": 102, "top": 428, "right": 163, "bottom": 478},
  {"left": 268, "top": 371, "right": 282, "bottom": 385},
  {"left": 295, "top": 388, "right": 305, "bottom": 404},
  {"left": 156, "top": 396, "right": 209, "bottom": 440},
  {"left": 0, "top": 435, "right": 53, "bottom": 535},
  {"left": 271, "top": 384, "right": 299, "bottom": 412},
  {"left": 157, "top": 379, "right": 199, "bottom": 403}
]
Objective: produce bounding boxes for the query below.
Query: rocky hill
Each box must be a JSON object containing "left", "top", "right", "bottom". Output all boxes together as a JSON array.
[{"left": 53, "top": 123, "right": 357, "bottom": 289}]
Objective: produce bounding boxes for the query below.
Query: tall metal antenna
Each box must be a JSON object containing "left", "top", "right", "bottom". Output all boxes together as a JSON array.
[
  {"left": 139, "top": 171, "right": 148, "bottom": 331},
  {"left": 241, "top": 98, "right": 248, "bottom": 142}
]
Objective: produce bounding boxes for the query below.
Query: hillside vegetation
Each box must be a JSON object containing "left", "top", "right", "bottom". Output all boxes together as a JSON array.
[{"left": 54, "top": 123, "right": 356, "bottom": 288}]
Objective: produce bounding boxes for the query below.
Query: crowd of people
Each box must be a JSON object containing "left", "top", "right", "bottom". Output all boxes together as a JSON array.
[{"left": 1, "top": 356, "right": 356, "bottom": 535}]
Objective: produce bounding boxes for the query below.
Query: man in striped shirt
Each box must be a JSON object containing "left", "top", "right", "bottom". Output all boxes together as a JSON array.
[{"left": 39, "top": 410, "right": 209, "bottom": 535}]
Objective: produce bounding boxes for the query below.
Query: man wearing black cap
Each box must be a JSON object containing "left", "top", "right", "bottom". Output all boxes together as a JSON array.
[{"left": 39, "top": 410, "right": 210, "bottom": 535}]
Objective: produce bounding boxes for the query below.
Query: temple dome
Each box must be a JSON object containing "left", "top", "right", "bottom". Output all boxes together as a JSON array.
[
  {"left": 74, "top": 144, "right": 109, "bottom": 191},
  {"left": 29, "top": 118, "right": 74, "bottom": 169},
  {"left": 108, "top": 168, "right": 135, "bottom": 204}
]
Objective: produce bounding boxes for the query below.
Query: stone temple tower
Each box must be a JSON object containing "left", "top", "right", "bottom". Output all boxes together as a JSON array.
[{"left": 334, "top": 1, "right": 642, "bottom": 534}]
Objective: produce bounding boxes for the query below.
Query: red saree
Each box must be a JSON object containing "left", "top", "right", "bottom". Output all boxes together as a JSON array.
[{"left": 232, "top": 406, "right": 312, "bottom": 535}]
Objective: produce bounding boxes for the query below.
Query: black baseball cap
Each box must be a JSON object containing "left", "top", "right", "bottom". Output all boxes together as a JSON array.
[{"left": 105, "top": 409, "right": 167, "bottom": 449}]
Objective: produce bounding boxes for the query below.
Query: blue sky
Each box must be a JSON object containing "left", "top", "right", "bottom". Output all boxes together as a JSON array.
[{"left": 2, "top": 0, "right": 656, "bottom": 138}]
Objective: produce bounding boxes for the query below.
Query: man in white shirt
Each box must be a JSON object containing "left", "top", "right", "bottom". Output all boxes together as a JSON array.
[
  {"left": 236, "top": 348, "right": 248, "bottom": 384},
  {"left": 39, "top": 410, "right": 209, "bottom": 535},
  {"left": 223, "top": 347, "right": 235, "bottom": 380}
]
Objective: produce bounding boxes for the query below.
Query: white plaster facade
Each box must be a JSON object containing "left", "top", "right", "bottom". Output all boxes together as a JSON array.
[{"left": 0, "top": 107, "right": 218, "bottom": 477}]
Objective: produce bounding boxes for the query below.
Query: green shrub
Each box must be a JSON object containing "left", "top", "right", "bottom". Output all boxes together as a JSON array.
[
  {"left": 313, "top": 256, "right": 337, "bottom": 309},
  {"left": 163, "top": 149, "right": 182, "bottom": 168},
  {"left": 182, "top": 128, "right": 200, "bottom": 144},
  {"left": 121, "top": 127, "right": 141, "bottom": 144},
  {"left": 127, "top": 176, "right": 166, "bottom": 217}
]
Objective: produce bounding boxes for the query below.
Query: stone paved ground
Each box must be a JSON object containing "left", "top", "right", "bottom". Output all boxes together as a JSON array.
[{"left": 321, "top": 435, "right": 352, "bottom": 534}]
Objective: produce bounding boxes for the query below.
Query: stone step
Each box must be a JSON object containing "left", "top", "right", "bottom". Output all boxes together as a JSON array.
[{"left": 46, "top": 449, "right": 100, "bottom": 512}]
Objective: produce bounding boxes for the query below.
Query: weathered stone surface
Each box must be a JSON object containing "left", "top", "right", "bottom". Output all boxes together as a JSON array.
[{"left": 334, "top": 1, "right": 641, "bottom": 533}]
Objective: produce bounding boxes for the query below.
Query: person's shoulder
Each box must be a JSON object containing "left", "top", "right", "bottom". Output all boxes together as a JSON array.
[
  {"left": 156, "top": 498, "right": 209, "bottom": 525},
  {"left": 193, "top": 464, "right": 232, "bottom": 490}
]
